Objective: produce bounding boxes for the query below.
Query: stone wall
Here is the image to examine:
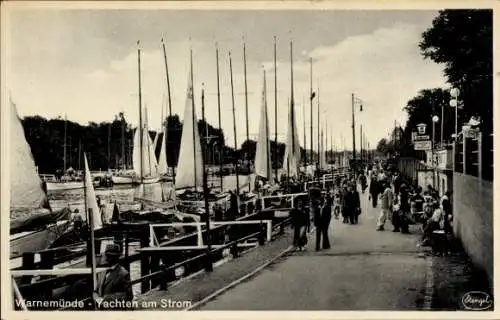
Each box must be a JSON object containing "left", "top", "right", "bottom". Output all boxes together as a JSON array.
[{"left": 453, "top": 173, "right": 493, "bottom": 287}]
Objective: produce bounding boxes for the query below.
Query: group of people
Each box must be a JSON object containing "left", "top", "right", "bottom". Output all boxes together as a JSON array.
[
  {"left": 367, "top": 163, "right": 453, "bottom": 246},
  {"left": 290, "top": 173, "right": 363, "bottom": 252}
]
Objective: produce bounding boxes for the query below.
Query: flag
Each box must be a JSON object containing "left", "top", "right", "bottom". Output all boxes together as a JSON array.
[
  {"left": 360, "top": 104, "right": 363, "bottom": 112},
  {"left": 310, "top": 91, "right": 316, "bottom": 100}
]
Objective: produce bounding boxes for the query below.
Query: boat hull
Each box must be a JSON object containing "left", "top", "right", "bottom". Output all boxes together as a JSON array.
[
  {"left": 133, "top": 176, "right": 160, "bottom": 184},
  {"left": 111, "top": 175, "right": 134, "bottom": 184},
  {"left": 46, "top": 181, "right": 83, "bottom": 191},
  {"left": 10, "top": 220, "right": 72, "bottom": 259}
]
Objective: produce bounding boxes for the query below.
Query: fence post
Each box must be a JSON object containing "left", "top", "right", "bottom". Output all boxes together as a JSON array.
[
  {"left": 39, "top": 250, "right": 55, "bottom": 304},
  {"left": 20, "top": 252, "right": 35, "bottom": 286},
  {"left": 140, "top": 235, "right": 151, "bottom": 294},
  {"left": 258, "top": 221, "right": 265, "bottom": 245}
]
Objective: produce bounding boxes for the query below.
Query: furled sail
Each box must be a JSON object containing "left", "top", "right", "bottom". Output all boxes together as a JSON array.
[
  {"left": 157, "top": 128, "right": 168, "bottom": 175},
  {"left": 282, "top": 101, "right": 301, "bottom": 179},
  {"left": 319, "top": 129, "right": 327, "bottom": 170},
  {"left": 132, "top": 110, "right": 158, "bottom": 179},
  {"left": 83, "top": 154, "right": 102, "bottom": 230},
  {"left": 176, "top": 68, "right": 203, "bottom": 189},
  {"left": 254, "top": 70, "right": 272, "bottom": 181},
  {"left": 9, "top": 98, "right": 50, "bottom": 211}
]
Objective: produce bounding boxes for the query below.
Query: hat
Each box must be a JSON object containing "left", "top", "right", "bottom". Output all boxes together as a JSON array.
[{"left": 104, "top": 244, "right": 121, "bottom": 257}]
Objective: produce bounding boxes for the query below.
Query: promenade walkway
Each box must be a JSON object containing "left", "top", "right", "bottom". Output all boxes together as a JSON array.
[
  {"left": 199, "top": 189, "right": 431, "bottom": 310},
  {"left": 135, "top": 184, "right": 492, "bottom": 311}
]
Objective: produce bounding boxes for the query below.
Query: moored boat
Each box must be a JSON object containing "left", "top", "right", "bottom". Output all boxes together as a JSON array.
[{"left": 9, "top": 97, "right": 74, "bottom": 259}]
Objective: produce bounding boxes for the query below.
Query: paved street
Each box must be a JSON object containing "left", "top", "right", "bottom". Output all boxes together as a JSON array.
[{"left": 201, "top": 188, "right": 432, "bottom": 310}]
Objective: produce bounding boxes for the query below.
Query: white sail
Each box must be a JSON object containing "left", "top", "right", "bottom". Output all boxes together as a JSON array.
[
  {"left": 146, "top": 129, "right": 158, "bottom": 177},
  {"left": 320, "top": 130, "right": 327, "bottom": 169},
  {"left": 132, "top": 116, "right": 159, "bottom": 179},
  {"left": 282, "top": 101, "right": 301, "bottom": 178},
  {"left": 158, "top": 128, "right": 168, "bottom": 175},
  {"left": 9, "top": 98, "right": 50, "bottom": 210},
  {"left": 254, "top": 71, "right": 272, "bottom": 180},
  {"left": 83, "top": 154, "right": 102, "bottom": 230},
  {"left": 176, "top": 69, "right": 203, "bottom": 189}
]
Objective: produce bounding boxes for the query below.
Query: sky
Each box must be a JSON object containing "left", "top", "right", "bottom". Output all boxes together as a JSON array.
[{"left": 4, "top": 7, "right": 447, "bottom": 151}]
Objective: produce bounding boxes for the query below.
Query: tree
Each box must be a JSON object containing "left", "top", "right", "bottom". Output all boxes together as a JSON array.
[{"left": 419, "top": 9, "right": 493, "bottom": 133}]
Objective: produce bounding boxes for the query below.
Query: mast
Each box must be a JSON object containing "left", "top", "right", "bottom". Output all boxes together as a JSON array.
[
  {"left": 351, "top": 93, "right": 356, "bottom": 165},
  {"left": 137, "top": 41, "right": 144, "bottom": 184},
  {"left": 63, "top": 114, "right": 67, "bottom": 174},
  {"left": 107, "top": 122, "right": 111, "bottom": 170},
  {"left": 201, "top": 82, "right": 213, "bottom": 272},
  {"left": 360, "top": 124, "right": 363, "bottom": 164},
  {"left": 243, "top": 40, "right": 250, "bottom": 178},
  {"left": 317, "top": 87, "right": 320, "bottom": 165},
  {"left": 273, "top": 36, "right": 278, "bottom": 181},
  {"left": 309, "top": 58, "right": 313, "bottom": 169},
  {"left": 302, "top": 97, "right": 306, "bottom": 165},
  {"left": 216, "top": 43, "right": 223, "bottom": 191},
  {"left": 264, "top": 68, "right": 270, "bottom": 181},
  {"left": 121, "top": 113, "right": 125, "bottom": 170},
  {"left": 229, "top": 51, "right": 240, "bottom": 196},
  {"left": 190, "top": 49, "right": 198, "bottom": 188},
  {"left": 289, "top": 39, "right": 295, "bottom": 181},
  {"left": 162, "top": 37, "right": 174, "bottom": 184}
]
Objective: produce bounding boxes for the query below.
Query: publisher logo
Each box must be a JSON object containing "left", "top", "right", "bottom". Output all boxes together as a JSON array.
[{"left": 462, "top": 291, "right": 493, "bottom": 310}]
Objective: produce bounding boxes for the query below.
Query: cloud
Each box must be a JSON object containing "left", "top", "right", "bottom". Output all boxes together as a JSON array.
[{"left": 7, "top": 20, "right": 445, "bottom": 151}]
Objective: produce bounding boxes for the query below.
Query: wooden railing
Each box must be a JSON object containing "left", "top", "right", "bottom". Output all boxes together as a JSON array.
[{"left": 12, "top": 207, "right": 294, "bottom": 311}]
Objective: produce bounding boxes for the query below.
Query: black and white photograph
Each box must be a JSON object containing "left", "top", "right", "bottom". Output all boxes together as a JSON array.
[{"left": 1, "top": 1, "right": 495, "bottom": 316}]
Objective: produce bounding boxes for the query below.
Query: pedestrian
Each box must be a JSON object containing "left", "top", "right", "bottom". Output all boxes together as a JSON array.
[
  {"left": 320, "top": 195, "right": 332, "bottom": 249},
  {"left": 290, "top": 199, "right": 309, "bottom": 250},
  {"left": 421, "top": 201, "right": 445, "bottom": 246},
  {"left": 341, "top": 184, "right": 350, "bottom": 223},
  {"left": 398, "top": 185, "right": 411, "bottom": 234},
  {"left": 312, "top": 199, "right": 323, "bottom": 251},
  {"left": 93, "top": 244, "right": 133, "bottom": 310},
  {"left": 376, "top": 182, "right": 394, "bottom": 231},
  {"left": 345, "top": 184, "right": 361, "bottom": 224},
  {"left": 369, "top": 177, "right": 379, "bottom": 208},
  {"left": 393, "top": 172, "right": 402, "bottom": 197}
]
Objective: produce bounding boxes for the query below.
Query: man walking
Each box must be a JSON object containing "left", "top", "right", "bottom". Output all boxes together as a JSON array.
[
  {"left": 376, "top": 182, "right": 394, "bottom": 231},
  {"left": 320, "top": 195, "right": 332, "bottom": 249}
]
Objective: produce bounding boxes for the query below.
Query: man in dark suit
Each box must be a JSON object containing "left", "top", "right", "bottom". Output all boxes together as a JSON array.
[{"left": 93, "top": 244, "right": 133, "bottom": 310}]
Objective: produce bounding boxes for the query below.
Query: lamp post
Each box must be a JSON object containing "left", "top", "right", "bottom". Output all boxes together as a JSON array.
[
  {"left": 432, "top": 115, "right": 439, "bottom": 189},
  {"left": 450, "top": 88, "right": 460, "bottom": 173}
]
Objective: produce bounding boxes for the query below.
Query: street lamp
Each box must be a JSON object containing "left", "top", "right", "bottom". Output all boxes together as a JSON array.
[
  {"left": 450, "top": 87, "right": 460, "bottom": 173},
  {"left": 432, "top": 115, "right": 439, "bottom": 189}
]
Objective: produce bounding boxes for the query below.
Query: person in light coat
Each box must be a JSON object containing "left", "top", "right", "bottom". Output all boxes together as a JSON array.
[{"left": 376, "top": 182, "right": 394, "bottom": 231}]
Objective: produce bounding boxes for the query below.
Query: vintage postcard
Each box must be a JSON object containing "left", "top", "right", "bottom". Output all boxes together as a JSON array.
[{"left": 1, "top": 1, "right": 497, "bottom": 319}]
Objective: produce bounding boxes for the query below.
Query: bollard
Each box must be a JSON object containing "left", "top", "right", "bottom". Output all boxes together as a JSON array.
[
  {"left": 150, "top": 252, "right": 160, "bottom": 289},
  {"left": 140, "top": 235, "right": 150, "bottom": 294},
  {"left": 258, "top": 222, "right": 265, "bottom": 245},
  {"left": 20, "top": 252, "right": 35, "bottom": 286},
  {"left": 39, "top": 250, "right": 55, "bottom": 304}
]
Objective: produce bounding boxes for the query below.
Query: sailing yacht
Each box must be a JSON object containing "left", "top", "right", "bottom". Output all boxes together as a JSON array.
[
  {"left": 281, "top": 41, "right": 302, "bottom": 187},
  {"left": 253, "top": 69, "right": 273, "bottom": 191},
  {"left": 132, "top": 45, "right": 160, "bottom": 185},
  {"left": 174, "top": 56, "right": 229, "bottom": 213},
  {"left": 9, "top": 98, "right": 73, "bottom": 259}
]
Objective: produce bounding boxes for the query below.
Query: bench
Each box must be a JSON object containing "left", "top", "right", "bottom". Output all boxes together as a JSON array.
[{"left": 431, "top": 230, "right": 453, "bottom": 256}]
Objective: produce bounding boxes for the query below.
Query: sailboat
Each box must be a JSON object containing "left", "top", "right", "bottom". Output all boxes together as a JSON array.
[
  {"left": 253, "top": 68, "right": 273, "bottom": 191},
  {"left": 132, "top": 44, "right": 160, "bottom": 185},
  {"left": 281, "top": 42, "right": 301, "bottom": 182},
  {"left": 9, "top": 98, "right": 73, "bottom": 259},
  {"left": 174, "top": 53, "right": 230, "bottom": 213},
  {"left": 45, "top": 115, "right": 85, "bottom": 191}
]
